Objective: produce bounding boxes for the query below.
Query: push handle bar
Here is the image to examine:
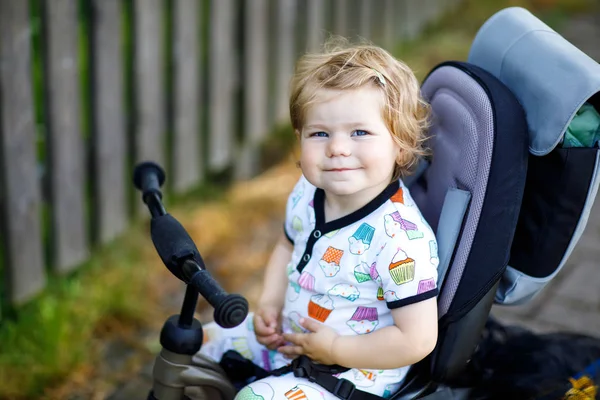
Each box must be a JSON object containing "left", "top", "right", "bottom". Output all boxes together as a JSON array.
[{"left": 133, "top": 161, "right": 248, "bottom": 328}]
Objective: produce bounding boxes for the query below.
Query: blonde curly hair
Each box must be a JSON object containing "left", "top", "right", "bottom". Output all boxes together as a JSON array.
[{"left": 289, "top": 37, "right": 430, "bottom": 181}]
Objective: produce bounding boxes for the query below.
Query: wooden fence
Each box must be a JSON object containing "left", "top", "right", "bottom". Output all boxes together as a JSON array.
[{"left": 0, "top": 0, "right": 458, "bottom": 314}]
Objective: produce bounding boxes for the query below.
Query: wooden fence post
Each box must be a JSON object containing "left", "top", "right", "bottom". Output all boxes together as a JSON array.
[
  {"left": 0, "top": 0, "right": 46, "bottom": 303},
  {"left": 208, "top": 0, "right": 237, "bottom": 172},
  {"left": 134, "top": 0, "right": 165, "bottom": 167},
  {"left": 274, "top": 0, "right": 296, "bottom": 124},
  {"left": 405, "top": 0, "right": 422, "bottom": 39},
  {"left": 173, "top": 0, "right": 202, "bottom": 190},
  {"left": 44, "top": 0, "right": 89, "bottom": 272},
  {"left": 383, "top": 0, "right": 395, "bottom": 50},
  {"left": 333, "top": 0, "right": 348, "bottom": 37},
  {"left": 359, "top": 0, "right": 371, "bottom": 39},
  {"left": 90, "top": 0, "right": 127, "bottom": 244},
  {"left": 307, "top": 0, "right": 325, "bottom": 52},
  {"left": 236, "top": 0, "right": 269, "bottom": 179}
]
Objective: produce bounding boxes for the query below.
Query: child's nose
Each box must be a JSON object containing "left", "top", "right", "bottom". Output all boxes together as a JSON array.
[{"left": 327, "top": 135, "right": 351, "bottom": 157}]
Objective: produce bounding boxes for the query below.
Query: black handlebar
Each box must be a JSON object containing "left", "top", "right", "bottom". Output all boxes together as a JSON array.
[{"left": 133, "top": 161, "right": 248, "bottom": 329}]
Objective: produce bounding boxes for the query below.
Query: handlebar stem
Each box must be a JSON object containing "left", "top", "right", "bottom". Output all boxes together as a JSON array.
[
  {"left": 178, "top": 285, "right": 199, "bottom": 328},
  {"left": 146, "top": 192, "right": 167, "bottom": 218}
]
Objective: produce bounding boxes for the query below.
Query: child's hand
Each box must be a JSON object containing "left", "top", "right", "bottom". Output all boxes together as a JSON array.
[
  {"left": 279, "top": 318, "right": 340, "bottom": 365},
  {"left": 254, "top": 305, "right": 285, "bottom": 350}
]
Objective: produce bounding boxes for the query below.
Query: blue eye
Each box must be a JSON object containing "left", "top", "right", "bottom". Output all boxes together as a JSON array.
[
  {"left": 352, "top": 130, "right": 369, "bottom": 137},
  {"left": 311, "top": 131, "right": 328, "bottom": 137}
]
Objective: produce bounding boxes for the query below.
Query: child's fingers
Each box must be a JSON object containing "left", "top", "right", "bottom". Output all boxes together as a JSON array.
[
  {"left": 257, "top": 333, "right": 282, "bottom": 348},
  {"left": 265, "top": 336, "right": 285, "bottom": 350},
  {"left": 254, "top": 315, "right": 275, "bottom": 335},
  {"left": 277, "top": 344, "right": 304, "bottom": 359},
  {"left": 261, "top": 311, "right": 279, "bottom": 329}
]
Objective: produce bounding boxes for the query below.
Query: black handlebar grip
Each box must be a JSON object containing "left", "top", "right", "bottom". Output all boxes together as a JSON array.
[
  {"left": 189, "top": 270, "right": 249, "bottom": 328},
  {"left": 133, "top": 161, "right": 166, "bottom": 193},
  {"left": 214, "top": 294, "right": 249, "bottom": 329}
]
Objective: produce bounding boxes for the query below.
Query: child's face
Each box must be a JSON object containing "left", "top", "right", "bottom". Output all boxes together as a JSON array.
[{"left": 298, "top": 86, "right": 399, "bottom": 205}]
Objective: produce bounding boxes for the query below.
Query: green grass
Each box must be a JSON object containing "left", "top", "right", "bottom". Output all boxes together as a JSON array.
[{"left": 0, "top": 230, "right": 155, "bottom": 398}]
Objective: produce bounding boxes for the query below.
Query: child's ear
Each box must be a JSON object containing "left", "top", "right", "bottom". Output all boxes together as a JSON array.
[{"left": 294, "top": 129, "right": 301, "bottom": 139}]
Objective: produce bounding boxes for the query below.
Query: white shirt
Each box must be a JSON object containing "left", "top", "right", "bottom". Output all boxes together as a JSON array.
[{"left": 281, "top": 175, "right": 439, "bottom": 381}]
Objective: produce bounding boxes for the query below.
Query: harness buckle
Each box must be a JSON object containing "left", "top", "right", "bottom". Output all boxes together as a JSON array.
[
  {"left": 333, "top": 378, "right": 356, "bottom": 400},
  {"left": 292, "top": 356, "right": 317, "bottom": 382}
]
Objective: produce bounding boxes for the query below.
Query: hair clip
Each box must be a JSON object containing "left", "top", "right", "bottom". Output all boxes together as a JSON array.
[{"left": 371, "top": 68, "right": 386, "bottom": 86}]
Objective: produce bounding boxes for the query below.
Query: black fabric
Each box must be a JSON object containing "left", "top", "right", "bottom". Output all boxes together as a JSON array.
[
  {"left": 509, "top": 147, "right": 598, "bottom": 278},
  {"left": 452, "top": 317, "right": 600, "bottom": 400},
  {"left": 427, "top": 62, "right": 529, "bottom": 324},
  {"left": 219, "top": 350, "right": 274, "bottom": 390}
]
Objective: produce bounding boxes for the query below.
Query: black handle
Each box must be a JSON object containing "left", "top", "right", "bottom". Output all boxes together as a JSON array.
[
  {"left": 133, "top": 161, "right": 248, "bottom": 329},
  {"left": 133, "top": 161, "right": 166, "bottom": 213},
  {"left": 133, "top": 161, "right": 165, "bottom": 192},
  {"left": 188, "top": 268, "right": 249, "bottom": 328}
]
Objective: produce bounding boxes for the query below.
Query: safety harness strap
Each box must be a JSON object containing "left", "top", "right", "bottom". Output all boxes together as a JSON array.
[
  {"left": 219, "top": 351, "right": 386, "bottom": 400},
  {"left": 290, "top": 356, "right": 384, "bottom": 400}
]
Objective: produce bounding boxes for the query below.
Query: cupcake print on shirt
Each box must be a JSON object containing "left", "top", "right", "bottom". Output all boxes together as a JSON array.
[
  {"left": 352, "top": 369, "right": 377, "bottom": 388},
  {"left": 285, "top": 384, "right": 326, "bottom": 400},
  {"left": 319, "top": 247, "right": 343, "bottom": 277},
  {"left": 347, "top": 306, "right": 379, "bottom": 334},
  {"left": 418, "top": 278, "right": 436, "bottom": 294},
  {"left": 390, "top": 187, "right": 404, "bottom": 204},
  {"left": 429, "top": 240, "right": 439, "bottom": 268},
  {"left": 291, "top": 181, "right": 304, "bottom": 209},
  {"left": 370, "top": 262, "right": 382, "bottom": 285},
  {"left": 369, "top": 262, "right": 385, "bottom": 301},
  {"left": 292, "top": 216, "right": 303, "bottom": 234},
  {"left": 354, "top": 262, "right": 372, "bottom": 283},
  {"left": 308, "top": 294, "right": 334, "bottom": 322},
  {"left": 287, "top": 280, "right": 302, "bottom": 301},
  {"left": 298, "top": 271, "right": 316, "bottom": 291},
  {"left": 388, "top": 249, "right": 415, "bottom": 285},
  {"left": 237, "top": 382, "right": 274, "bottom": 400},
  {"left": 284, "top": 311, "right": 309, "bottom": 333},
  {"left": 384, "top": 211, "right": 424, "bottom": 240},
  {"left": 232, "top": 337, "right": 252, "bottom": 359},
  {"left": 328, "top": 284, "right": 360, "bottom": 301},
  {"left": 348, "top": 223, "right": 375, "bottom": 255}
]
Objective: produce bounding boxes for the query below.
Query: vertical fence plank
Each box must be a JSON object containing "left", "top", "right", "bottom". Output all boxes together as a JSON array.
[
  {"left": 307, "top": 0, "right": 325, "bottom": 52},
  {"left": 383, "top": 0, "right": 395, "bottom": 49},
  {"left": 368, "top": 0, "right": 385, "bottom": 45},
  {"left": 44, "top": 0, "right": 89, "bottom": 273},
  {"left": 236, "top": 0, "right": 269, "bottom": 179},
  {"left": 333, "top": 0, "right": 348, "bottom": 37},
  {"left": 0, "top": 0, "right": 46, "bottom": 302},
  {"left": 90, "top": 0, "right": 127, "bottom": 244},
  {"left": 208, "top": 0, "right": 237, "bottom": 172},
  {"left": 405, "top": 0, "right": 421, "bottom": 39},
  {"left": 274, "top": 0, "right": 296, "bottom": 123},
  {"left": 134, "top": 0, "right": 165, "bottom": 166},
  {"left": 359, "top": 0, "right": 371, "bottom": 39},
  {"left": 173, "top": 0, "right": 202, "bottom": 190}
]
